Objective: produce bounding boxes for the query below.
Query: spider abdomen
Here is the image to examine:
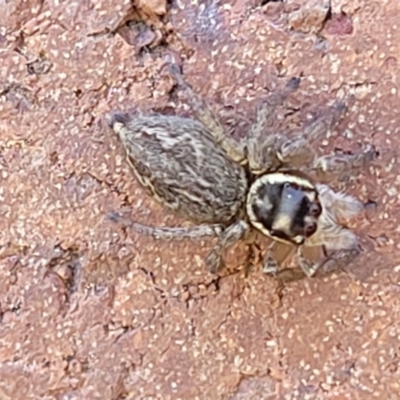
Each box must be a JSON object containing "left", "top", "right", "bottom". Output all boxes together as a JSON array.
[{"left": 109, "top": 113, "right": 248, "bottom": 225}]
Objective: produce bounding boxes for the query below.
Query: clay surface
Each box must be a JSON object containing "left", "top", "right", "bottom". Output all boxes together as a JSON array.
[{"left": 1, "top": 0, "right": 400, "bottom": 399}]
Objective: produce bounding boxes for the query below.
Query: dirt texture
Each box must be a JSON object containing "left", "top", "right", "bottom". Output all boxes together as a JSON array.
[{"left": 1, "top": 0, "right": 400, "bottom": 399}]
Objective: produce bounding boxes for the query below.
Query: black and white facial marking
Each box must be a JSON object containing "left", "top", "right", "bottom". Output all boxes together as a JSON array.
[{"left": 246, "top": 172, "right": 322, "bottom": 245}]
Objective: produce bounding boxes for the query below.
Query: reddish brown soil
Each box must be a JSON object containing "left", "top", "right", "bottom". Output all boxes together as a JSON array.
[{"left": 1, "top": 0, "right": 400, "bottom": 399}]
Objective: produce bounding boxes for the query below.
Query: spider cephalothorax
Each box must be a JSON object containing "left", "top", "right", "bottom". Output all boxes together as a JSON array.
[
  {"left": 247, "top": 172, "right": 322, "bottom": 245},
  {"left": 106, "top": 64, "right": 376, "bottom": 278}
]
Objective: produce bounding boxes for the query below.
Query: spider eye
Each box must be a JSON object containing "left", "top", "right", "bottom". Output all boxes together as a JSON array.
[
  {"left": 305, "top": 222, "right": 317, "bottom": 237},
  {"left": 309, "top": 202, "right": 322, "bottom": 217}
]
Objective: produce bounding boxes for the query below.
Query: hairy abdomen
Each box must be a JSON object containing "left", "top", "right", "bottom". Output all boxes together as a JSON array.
[{"left": 117, "top": 115, "right": 248, "bottom": 225}]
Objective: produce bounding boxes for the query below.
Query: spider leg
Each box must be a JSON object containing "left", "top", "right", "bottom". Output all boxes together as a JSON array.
[
  {"left": 205, "top": 220, "right": 249, "bottom": 273},
  {"left": 277, "top": 101, "right": 348, "bottom": 167},
  {"left": 262, "top": 240, "right": 296, "bottom": 275},
  {"left": 262, "top": 254, "right": 280, "bottom": 275},
  {"left": 300, "top": 210, "right": 362, "bottom": 277},
  {"left": 275, "top": 244, "right": 361, "bottom": 281},
  {"left": 297, "top": 247, "right": 321, "bottom": 277},
  {"left": 249, "top": 77, "right": 301, "bottom": 141},
  {"left": 247, "top": 77, "right": 300, "bottom": 173},
  {"left": 298, "top": 245, "right": 361, "bottom": 278},
  {"left": 275, "top": 266, "right": 308, "bottom": 283},
  {"left": 168, "top": 64, "right": 245, "bottom": 163},
  {"left": 313, "top": 246, "right": 362, "bottom": 277},
  {"left": 108, "top": 212, "right": 223, "bottom": 241},
  {"left": 316, "top": 184, "right": 364, "bottom": 223},
  {"left": 312, "top": 145, "right": 378, "bottom": 182},
  {"left": 262, "top": 241, "right": 310, "bottom": 283}
]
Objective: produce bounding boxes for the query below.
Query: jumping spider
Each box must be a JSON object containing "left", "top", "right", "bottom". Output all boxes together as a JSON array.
[{"left": 106, "top": 64, "right": 376, "bottom": 278}]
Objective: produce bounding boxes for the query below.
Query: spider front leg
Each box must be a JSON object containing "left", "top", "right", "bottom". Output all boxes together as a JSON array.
[
  {"left": 296, "top": 247, "right": 321, "bottom": 277},
  {"left": 299, "top": 199, "right": 362, "bottom": 277},
  {"left": 262, "top": 242, "right": 310, "bottom": 283},
  {"left": 168, "top": 64, "right": 245, "bottom": 163},
  {"left": 205, "top": 220, "right": 250, "bottom": 273},
  {"left": 266, "top": 244, "right": 325, "bottom": 278},
  {"left": 262, "top": 240, "right": 296, "bottom": 275},
  {"left": 270, "top": 244, "right": 361, "bottom": 282},
  {"left": 316, "top": 184, "right": 364, "bottom": 222},
  {"left": 297, "top": 244, "right": 361, "bottom": 278},
  {"left": 312, "top": 144, "right": 378, "bottom": 183},
  {"left": 315, "top": 246, "right": 362, "bottom": 277}
]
